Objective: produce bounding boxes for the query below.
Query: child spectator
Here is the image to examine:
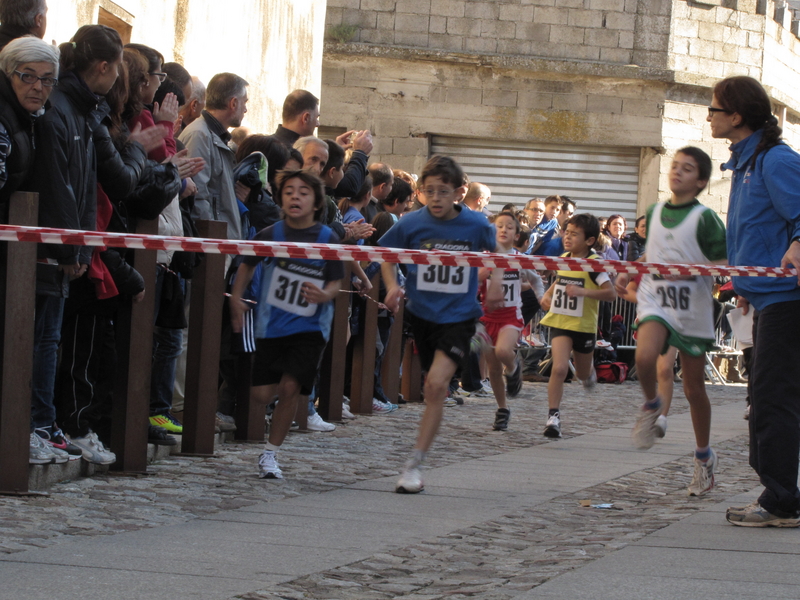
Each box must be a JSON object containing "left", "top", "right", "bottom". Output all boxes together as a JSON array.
[
  {"left": 539, "top": 213, "right": 616, "bottom": 438},
  {"left": 229, "top": 170, "right": 344, "bottom": 479},
  {"left": 380, "top": 155, "right": 505, "bottom": 493},
  {"left": 621, "top": 146, "right": 726, "bottom": 496}
]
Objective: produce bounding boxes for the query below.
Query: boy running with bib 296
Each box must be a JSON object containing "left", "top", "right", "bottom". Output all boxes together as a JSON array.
[
  {"left": 539, "top": 214, "right": 616, "bottom": 438},
  {"left": 619, "top": 147, "right": 727, "bottom": 496},
  {"left": 380, "top": 155, "right": 505, "bottom": 494}
]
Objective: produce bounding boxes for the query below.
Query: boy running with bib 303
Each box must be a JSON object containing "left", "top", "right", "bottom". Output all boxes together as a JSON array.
[
  {"left": 380, "top": 155, "right": 504, "bottom": 494},
  {"left": 539, "top": 214, "right": 616, "bottom": 438},
  {"left": 229, "top": 170, "right": 344, "bottom": 480},
  {"left": 619, "top": 146, "right": 727, "bottom": 496}
]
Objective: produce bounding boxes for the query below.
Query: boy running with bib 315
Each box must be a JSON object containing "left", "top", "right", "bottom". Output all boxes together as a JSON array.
[
  {"left": 620, "top": 147, "right": 726, "bottom": 496},
  {"left": 539, "top": 214, "right": 616, "bottom": 438},
  {"left": 380, "top": 155, "right": 504, "bottom": 493},
  {"left": 229, "top": 170, "right": 344, "bottom": 480}
]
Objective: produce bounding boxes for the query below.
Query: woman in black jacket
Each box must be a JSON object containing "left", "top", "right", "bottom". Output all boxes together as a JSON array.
[{"left": 27, "top": 24, "right": 126, "bottom": 465}]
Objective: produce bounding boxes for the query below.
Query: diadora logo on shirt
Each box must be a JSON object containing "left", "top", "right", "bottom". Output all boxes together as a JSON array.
[{"left": 421, "top": 239, "right": 472, "bottom": 252}]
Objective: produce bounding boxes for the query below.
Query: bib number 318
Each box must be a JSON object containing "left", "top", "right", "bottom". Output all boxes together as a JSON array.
[{"left": 417, "top": 265, "right": 469, "bottom": 294}]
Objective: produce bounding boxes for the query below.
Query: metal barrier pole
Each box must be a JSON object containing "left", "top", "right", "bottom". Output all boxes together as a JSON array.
[
  {"left": 0, "top": 192, "right": 38, "bottom": 494},
  {"left": 110, "top": 217, "right": 158, "bottom": 473},
  {"left": 317, "top": 263, "right": 351, "bottom": 422},
  {"left": 350, "top": 273, "right": 380, "bottom": 414},
  {"left": 381, "top": 297, "right": 404, "bottom": 404},
  {"left": 180, "top": 219, "right": 226, "bottom": 456}
]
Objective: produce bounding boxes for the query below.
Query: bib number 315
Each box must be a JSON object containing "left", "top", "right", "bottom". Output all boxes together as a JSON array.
[{"left": 417, "top": 265, "right": 469, "bottom": 294}]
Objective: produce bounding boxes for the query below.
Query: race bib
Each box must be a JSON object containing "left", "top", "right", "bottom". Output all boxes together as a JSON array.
[
  {"left": 417, "top": 239, "right": 472, "bottom": 294},
  {"left": 651, "top": 276, "right": 692, "bottom": 312},
  {"left": 551, "top": 276, "right": 584, "bottom": 318},
  {"left": 416, "top": 264, "right": 469, "bottom": 294},
  {"left": 501, "top": 271, "right": 521, "bottom": 307},
  {"left": 266, "top": 259, "right": 325, "bottom": 317}
]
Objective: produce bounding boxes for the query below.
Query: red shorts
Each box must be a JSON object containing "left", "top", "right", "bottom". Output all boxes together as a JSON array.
[{"left": 480, "top": 317, "right": 523, "bottom": 345}]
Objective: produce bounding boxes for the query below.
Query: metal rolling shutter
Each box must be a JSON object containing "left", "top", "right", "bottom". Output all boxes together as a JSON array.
[{"left": 430, "top": 135, "right": 641, "bottom": 221}]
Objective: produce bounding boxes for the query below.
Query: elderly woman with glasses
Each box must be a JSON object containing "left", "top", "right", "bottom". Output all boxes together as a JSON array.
[{"left": 0, "top": 35, "right": 59, "bottom": 222}]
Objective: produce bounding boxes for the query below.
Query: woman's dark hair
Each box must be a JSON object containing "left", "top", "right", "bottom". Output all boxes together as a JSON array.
[
  {"left": 59, "top": 24, "right": 122, "bottom": 74},
  {"left": 500, "top": 203, "right": 516, "bottom": 213},
  {"left": 162, "top": 62, "right": 191, "bottom": 89},
  {"left": 287, "top": 148, "right": 303, "bottom": 168},
  {"left": 235, "top": 134, "right": 290, "bottom": 186},
  {"left": 121, "top": 48, "right": 149, "bottom": 120},
  {"left": 104, "top": 58, "right": 129, "bottom": 139},
  {"left": 338, "top": 174, "right": 373, "bottom": 216},
  {"left": 154, "top": 79, "right": 185, "bottom": 107},
  {"left": 368, "top": 212, "right": 396, "bottom": 246},
  {"left": 516, "top": 226, "right": 530, "bottom": 249},
  {"left": 713, "top": 75, "right": 782, "bottom": 167},
  {"left": 274, "top": 169, "right": 326, "bottom": 220},
  {"left": 124, "top": 43, "right": 164, "bottom": 73},
  {"left": 676, "top": 146, "right": 713, "bottom": 190}
]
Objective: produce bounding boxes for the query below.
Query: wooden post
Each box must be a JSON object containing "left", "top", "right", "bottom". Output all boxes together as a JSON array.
[
  {"left": 180, "top": 220, "right": 226, "bottom": 456},
  {"left": 110, "top": 218, "right": 158, "bottom": 473},
  {"left": 0, "top": 192, "right": 38, "bottom": 494},
  {"left": 350, "top": 273, "right": 380, "bottom": 414},
  {"left": 381, "top": 298, "right": 404, "bottom": 404},
  {"left": 317, "top": 264, "right": 351, "bottom": 422},
  {"left": 233, "top": 354, "right": 266, "bottom": 442}
]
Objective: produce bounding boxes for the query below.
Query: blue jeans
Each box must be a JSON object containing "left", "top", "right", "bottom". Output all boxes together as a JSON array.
[
  {"left": 150, "top": 266, "right": 184, "bottom": 416},
  {"left": 31, "top": 294, "right": 65, "bottom": 430}
]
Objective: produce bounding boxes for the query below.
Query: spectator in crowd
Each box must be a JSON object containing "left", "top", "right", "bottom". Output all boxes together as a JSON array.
[
  {"left": 628, "top": 215, "right": 647, "bottom": 261},
  {"left": 178, "top": 75, "right": 204, "bottom": 132},
  {"left": 162, "top": 61, "right": 192, "bottom": 107},
  {"left": 557, "top": 196, "right": 576, "bottom": 228},
  {"left": 362, "top": 162, "right": 393, "bottom": 222},
  {"left": 604, "top": 214, "right": 629, "bottom": 260},
  {"left": 708, "top": 75, "right": 800, "bottom": 527},
  {"left": 179, "top": 72, "right": 248, "bottom": 240},
  {"left": 0, "top": 36, "right": 56, "bottom": 221},
  {"left": 380, "top": 178, "right": 413, "bottom": 222},
  {"left": 0, "top": 0, "right": 46, "bottom": 51},
  {"left": 27, "top": 24, "right": 124, "bottom": 464},
  {"left": 274, "top": 89, "right": 319, "bottom": 147},
  {"left": 463, "top": 182, "right": 491, "bottom": 216}
]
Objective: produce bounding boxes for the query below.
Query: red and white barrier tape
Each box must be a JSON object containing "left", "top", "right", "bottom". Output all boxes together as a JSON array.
[{"left": 0, "top": 224, "right": 795, "bottom": 279}]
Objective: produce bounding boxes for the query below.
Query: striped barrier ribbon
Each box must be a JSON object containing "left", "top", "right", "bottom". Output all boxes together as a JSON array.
[{"left": 0, "top": 224, "right": 795, "bottom": 278}]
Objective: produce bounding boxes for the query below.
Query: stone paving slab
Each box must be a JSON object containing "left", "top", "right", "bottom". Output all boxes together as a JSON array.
[{"left": 1, "top": 379, "right": 773, "bottom": 600}]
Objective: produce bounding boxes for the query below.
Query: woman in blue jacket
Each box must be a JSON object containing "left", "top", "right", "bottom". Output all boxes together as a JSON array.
[{"left": 709, "top": 76, "right": 800, "bottom": 527}]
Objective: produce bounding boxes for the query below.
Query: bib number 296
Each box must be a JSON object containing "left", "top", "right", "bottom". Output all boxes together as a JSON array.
[
  {"left": 417, "top": 265, "right": 469, "bottom": 294},
  {"left": 656, "top": 285, "right": 690, "bottom": 310}
]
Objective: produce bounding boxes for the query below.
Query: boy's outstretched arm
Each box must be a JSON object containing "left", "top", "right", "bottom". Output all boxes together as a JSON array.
[
  {"left": 565, "top": 280, "right": 616, "bottom": 302},
  {"left": 381, "top": 262, "right": 404, "bottom": 313}
]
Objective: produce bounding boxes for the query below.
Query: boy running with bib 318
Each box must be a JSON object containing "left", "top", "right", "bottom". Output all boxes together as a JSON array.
[
  {"left": 380, "top": 155, "right": 504, "bottom": 493},
  {"left": 619, "top": 146, "right": 727, "bottom": 496}
]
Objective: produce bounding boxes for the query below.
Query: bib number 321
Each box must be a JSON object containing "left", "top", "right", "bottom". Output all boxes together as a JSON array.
[{"left": 417, "top": 265, "right": 469, "bottom": 294}]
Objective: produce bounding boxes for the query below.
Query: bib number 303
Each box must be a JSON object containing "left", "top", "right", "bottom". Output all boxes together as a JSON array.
[{"left": 417, "top": 265, "right": 469, "bottom": 294}]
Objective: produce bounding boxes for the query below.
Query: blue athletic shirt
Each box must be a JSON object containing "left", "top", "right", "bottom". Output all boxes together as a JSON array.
[
  {"left": 250, "top": 221, "right": 344, "bottom": 340},
  {"left": 378, "top": 204, "right": 496, "bottom": 323}
]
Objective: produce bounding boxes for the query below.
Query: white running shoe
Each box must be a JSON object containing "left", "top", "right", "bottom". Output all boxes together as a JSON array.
[
  {"left": 688, "top": 449, "right": 717, "bottom": 496},
  {"left": 372, "top": 400, "right": 396, "bottom": 414},
  {"left": 29, "top": 432, "right": 57, "bottom": 464},
  {"left": 581, "top": 367, "right": 597, "bottom": 390},
  {"left": 66, "top": 431, "right": 116, "bottom": 465},
  {"left": 341, "top": 404, "right": 356, "bottom": 420},
  {"left": 395, "top": 467, "right": 424, "bottom": 493},
  {"left": 543, "top": 413, "right": 562, "bottom": 438},
  {"left": 631, "top": 405, "right": 662, "bottom": 450},
  {"left": 654, "top": 415, "right": 668, "bottom": 438},
  {"left": 258, "top": 450, "right": 283, "bottom": 479},
  {"left": 306, "top": 412, "right": 336, "bottom": 432}
]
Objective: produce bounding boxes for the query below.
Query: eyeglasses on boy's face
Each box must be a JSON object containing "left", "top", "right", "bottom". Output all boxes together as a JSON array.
[
  {"left": 707, "top": 106, "right": 731, "bottom": 116},
  {"left": 421, "top": 188, "right": 454, "bottom": 198},
  {"left": 149, "top": 72, "right": 167, "bottom": 82},
  {"left": 14, "top": 70, "right": 57, "bottom": 87}
]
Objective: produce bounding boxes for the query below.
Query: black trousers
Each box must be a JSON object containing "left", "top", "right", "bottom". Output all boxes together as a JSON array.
[{"left": 749, "top": 299, "right": 800, "bottom": 517}]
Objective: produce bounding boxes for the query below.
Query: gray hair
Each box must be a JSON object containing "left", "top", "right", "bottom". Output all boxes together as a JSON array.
[
  {"left": 205, "top": 72, "right": 247, "bottom": 111},
  {"left": 188, "top": 75, "right": 205, "bottom": 102},
  {"left": 0, "top": 35, "right": 59, "bottom": 78},
  {"left": 0, "top": 0, "right": 45, "bottom": 29},
  {"left": 293, "top": 135, "right": 327, "bottom": 155}
]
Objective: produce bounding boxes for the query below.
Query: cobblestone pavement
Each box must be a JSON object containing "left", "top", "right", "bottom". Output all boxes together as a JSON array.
[{"left": 1, "top": 380, "right": 752, "bottom": 599}]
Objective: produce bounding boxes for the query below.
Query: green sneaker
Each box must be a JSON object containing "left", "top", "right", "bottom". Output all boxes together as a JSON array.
[{"left": 149, "top": 412, "right": 183, "bottom": 434}]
